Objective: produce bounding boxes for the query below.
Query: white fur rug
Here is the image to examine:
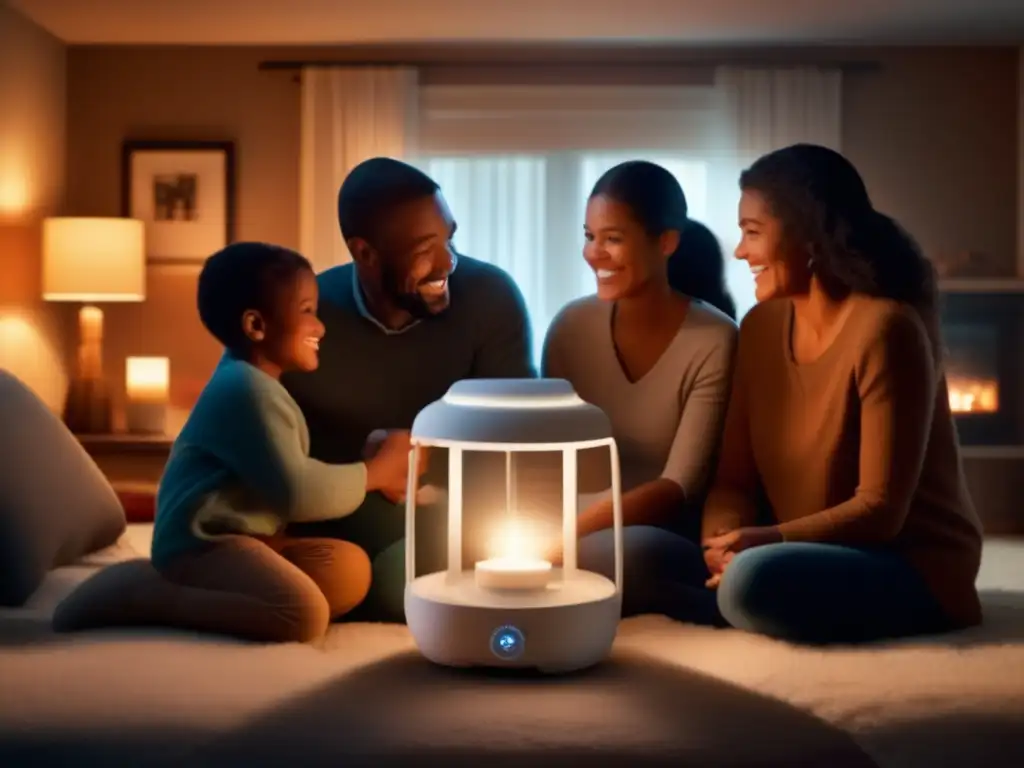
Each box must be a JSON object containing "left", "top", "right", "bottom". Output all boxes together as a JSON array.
[{"left": 0, "top": 529, "right": 1020, "bottom": 768}]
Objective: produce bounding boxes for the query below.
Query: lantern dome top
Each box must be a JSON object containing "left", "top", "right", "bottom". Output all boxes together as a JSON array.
[{"left": 411, "top": 378, "right": 613, "bottom": 447}]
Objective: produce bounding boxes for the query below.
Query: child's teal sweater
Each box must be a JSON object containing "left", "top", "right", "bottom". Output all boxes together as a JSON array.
[{"left": 151, "top": 356, "right": 367, "bottom": 568}]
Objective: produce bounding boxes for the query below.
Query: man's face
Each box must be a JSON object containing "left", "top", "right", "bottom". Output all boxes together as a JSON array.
[{"left": 364, "top": 192, "right": 459, "bottom": 319}]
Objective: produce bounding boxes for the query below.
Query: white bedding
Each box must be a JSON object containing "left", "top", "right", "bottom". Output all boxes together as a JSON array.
[{"left": 0, "top": 526, "right": 1022, "bottom": 768}]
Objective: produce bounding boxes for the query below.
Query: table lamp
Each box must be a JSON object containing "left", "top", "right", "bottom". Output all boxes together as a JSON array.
[
  {"left": 404, "top": 378, "right": 623, "bottom": 674},
  {"left": 42, "top": 217, "right": 145, "bottom": 434}
]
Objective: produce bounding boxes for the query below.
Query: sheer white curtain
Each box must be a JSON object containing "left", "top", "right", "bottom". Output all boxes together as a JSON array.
[
  {"left": 716, "top": 67, "right": 843, "bottom": 159},
  {"left": 299, "top": 67, "right": 419, "bottom": 271},
  {"left": 709, "top": 67, "right": 844, "bottom": 316},
  {"left": 427, "top": 157, "right": 549, "bottom": 325},
  {"left": 414, "top": 69, "right": 842, "bottom": 361}
]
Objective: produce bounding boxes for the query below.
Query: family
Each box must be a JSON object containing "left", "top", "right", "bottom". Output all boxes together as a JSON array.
[{"left": 54, "top": 143, "right": 985, "bottom": 648}]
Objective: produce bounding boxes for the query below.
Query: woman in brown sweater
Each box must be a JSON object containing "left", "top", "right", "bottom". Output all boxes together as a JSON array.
[{"left": 702, "top": 144, "right": 983, "bottom": 644}]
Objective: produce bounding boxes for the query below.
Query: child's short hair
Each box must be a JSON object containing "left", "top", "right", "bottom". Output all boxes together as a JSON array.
[{"left": 197, "top": 242, "right": 313, "bottom": 352}]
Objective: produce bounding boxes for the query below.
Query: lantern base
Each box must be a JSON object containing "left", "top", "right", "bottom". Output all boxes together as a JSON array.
[{"left": 405, "top": 569, "right": 620, "bottom": 674}]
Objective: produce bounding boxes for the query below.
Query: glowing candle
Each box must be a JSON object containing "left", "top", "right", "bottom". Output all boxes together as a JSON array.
[
  {"left": 474, "top": 520, "right": 553, "bottom": 591},
  {"left": 126, "top": 357, "right": 169, "bottom": 403},
  {"left": 475, "top": 557, "right": 552, "bottom": 590},
  {"left": 125, "top": 356, "right": 169, "bottom": 434}
]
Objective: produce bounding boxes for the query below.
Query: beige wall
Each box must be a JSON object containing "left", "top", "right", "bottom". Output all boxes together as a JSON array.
[
  {"left": 841, "top": 48, "right": 1019, "bottom": 270},
  {"left": 0, "top": 4, "right": 67, "bottom": 411},
  {"left": 52, "top": 44, "right": 1021, "bottom": 423}
]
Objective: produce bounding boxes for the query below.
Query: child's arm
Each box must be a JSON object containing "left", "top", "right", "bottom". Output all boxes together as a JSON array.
[{"left": 200, "top": 364, "right": 367, "bottom": 523}]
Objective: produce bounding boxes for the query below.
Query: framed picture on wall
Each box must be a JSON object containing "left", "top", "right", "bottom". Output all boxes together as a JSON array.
[{"left": 121, "top": 140, "right": 236, "bottom": 264}]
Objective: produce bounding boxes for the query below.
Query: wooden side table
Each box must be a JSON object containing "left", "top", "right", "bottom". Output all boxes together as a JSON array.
[{"left": 77, "top": 434, "right": 174, "bottom": 485}]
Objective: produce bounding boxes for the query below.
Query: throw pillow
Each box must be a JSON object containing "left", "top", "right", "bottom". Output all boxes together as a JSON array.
[{"left": 0, "top": 370, "right": 127, "bottom": 605}]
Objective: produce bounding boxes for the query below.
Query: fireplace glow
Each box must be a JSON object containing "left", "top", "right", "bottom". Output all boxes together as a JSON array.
[{"left": 948, "top": 378, "right": 999, "bottom": 413}]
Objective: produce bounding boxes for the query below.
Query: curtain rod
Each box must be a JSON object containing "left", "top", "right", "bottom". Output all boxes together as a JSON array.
[{"left": 258, "top": 58, "right": 880, "bottom": 73}]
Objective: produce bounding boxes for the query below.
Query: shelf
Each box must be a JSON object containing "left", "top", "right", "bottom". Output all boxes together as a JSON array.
[
  {"left": 960, "top": 445, "right": 1024, "bottom": 460},
  {"left": 939, "top": 278, "right": 1024, "bottom": 293},
  {"left": 76, "top": 433, "right": 174, "bottom": 455}
]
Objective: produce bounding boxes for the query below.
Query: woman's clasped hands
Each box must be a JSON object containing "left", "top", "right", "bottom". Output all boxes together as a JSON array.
[{"left": 702, "top": 525, "right": 783, "bottom": 588}]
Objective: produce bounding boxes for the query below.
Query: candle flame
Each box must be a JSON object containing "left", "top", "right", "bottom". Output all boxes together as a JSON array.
[
  {"left": 127, "top": 356, "right": 170, "bottom": 389},
  {"left": 490, "top": 518, "right": 542, "bottom": 561}
]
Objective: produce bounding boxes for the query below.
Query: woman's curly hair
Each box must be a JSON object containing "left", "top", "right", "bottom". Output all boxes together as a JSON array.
[{"left": 739, "top": 144, "right": 938, "bottom": 320}]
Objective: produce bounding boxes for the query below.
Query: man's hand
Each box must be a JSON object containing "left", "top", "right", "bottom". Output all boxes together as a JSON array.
[{"left": 702, "top": 526, "right": 782, "bottom": 588}]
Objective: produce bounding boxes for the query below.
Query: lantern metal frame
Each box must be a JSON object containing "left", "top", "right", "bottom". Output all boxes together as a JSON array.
[{"left": 403, "top": 379, "right": 623, "bottom": 674}]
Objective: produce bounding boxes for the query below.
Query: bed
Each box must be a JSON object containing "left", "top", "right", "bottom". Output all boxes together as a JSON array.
[{"left": 0, "top": 524, "right": 1022, "bottom": 768}]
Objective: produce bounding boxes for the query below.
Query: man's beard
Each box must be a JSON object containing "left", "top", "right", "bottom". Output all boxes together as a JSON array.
[
  {"left": 380, "top": 252, "right": 458, "bottom": 320},
  {"left": 380, "top": 262, "right": 443, "bottom": 320}
]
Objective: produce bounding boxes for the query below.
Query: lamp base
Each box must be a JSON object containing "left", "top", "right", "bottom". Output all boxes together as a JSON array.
[
  {"left": 63, "top": 377, "right": 113, "bottom": 435},
  {"left": 405, "top": 569, "right": 620, "bottom": 674}
]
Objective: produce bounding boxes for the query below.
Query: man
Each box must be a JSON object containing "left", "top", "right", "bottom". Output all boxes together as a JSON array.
[{"left": 283, "top": 157, "right": 535, "bottom": 621}]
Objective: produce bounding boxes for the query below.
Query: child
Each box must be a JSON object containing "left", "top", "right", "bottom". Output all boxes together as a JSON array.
[{"left": 146, "top": 242, "right": 412, "bottom": 642}]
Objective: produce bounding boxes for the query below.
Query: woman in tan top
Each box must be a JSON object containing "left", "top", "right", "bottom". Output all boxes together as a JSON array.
[{"left": 703, "top": 144, "right": 983, "bottom": 643}]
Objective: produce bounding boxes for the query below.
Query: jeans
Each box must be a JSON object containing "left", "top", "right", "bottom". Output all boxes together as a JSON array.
[
  {"left": 716, "top": 542, "right": 950, "bottom": 644},
  {"left": 578, "top": 528, "right": 950, "bottom": 644}
]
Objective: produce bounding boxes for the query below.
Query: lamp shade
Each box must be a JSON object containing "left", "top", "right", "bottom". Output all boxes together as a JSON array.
[
  {"left": 412, "top": 379, "right": 613, "bottom": 446},
  {"left": 42, "top": 217, "right": 145, "bottom": 302}
]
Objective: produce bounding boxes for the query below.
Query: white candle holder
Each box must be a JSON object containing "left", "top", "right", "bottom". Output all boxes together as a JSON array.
[{"left": 404, "top": 378, "right": 623, "bottom": 674}]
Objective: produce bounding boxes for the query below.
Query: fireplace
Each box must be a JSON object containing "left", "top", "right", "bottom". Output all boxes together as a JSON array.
[
  {"left": 946, "top": 326, "right": 1000, "bottom": 415},
  {"left": 940, "top": 289, "right": 1024, "bottom": 447}
]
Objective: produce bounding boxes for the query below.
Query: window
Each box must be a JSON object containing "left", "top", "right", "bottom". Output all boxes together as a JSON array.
[{"left": 423, "top": 155, "right": 549, "bottom": 343}]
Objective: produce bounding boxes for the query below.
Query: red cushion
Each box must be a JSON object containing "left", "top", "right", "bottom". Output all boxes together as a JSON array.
[{"left": 113, "top": 484, "right": 157, "bottom": 523}]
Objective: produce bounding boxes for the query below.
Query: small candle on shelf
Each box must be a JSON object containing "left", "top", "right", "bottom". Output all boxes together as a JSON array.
[
  {"left": 125, "top": 356, "right": 169, "bottom": 434},
  {"left": 126, "top": 356, "right": 169, "bottom": 403},
  {"left": 474, "top": 519, "right": 553, "bottom": 592}
]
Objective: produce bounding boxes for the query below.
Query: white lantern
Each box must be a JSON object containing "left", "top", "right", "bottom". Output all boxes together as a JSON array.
[{"left": 404, "top": 378, "right": 623, "bottom": 674}]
